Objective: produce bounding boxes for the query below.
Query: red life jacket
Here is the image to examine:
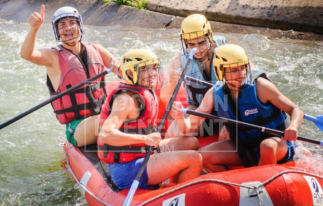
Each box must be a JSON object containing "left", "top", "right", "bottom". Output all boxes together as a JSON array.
[
  {"left": 97, "top": 83, "right": 158, "bottom": 164},
  {"left": 47, "top": 42, "right": 107, "bottom": 124}
]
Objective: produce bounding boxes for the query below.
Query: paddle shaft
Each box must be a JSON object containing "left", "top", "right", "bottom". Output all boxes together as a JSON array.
[
  {"left": 185, "top": 76, "right": 323, "bottom": 133},
  {"left": 123, "top": 49, "right": 197, "bottom": 206},
  {"left": 0, "top": 69, "right": 110, "bottom": 130},
  {"left": 182, "top": 109, "right": 323, "bottom": 147},
  {"left": 157, "top": 60, "right": 195, "bottom": 132},
  {"left": 185, "top": 75, "right": 213, "bottom": 87}
]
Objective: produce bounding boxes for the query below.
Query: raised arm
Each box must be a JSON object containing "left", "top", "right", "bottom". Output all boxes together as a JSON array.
[
  {"left": 96, "top": 44, "right": 122, "bottom": 77},
  {"left": 20, "top": 5, "right": 54, "bottom": 67},
  {"left": 256, "top": 77, "right": 304, "bottom": 140}
]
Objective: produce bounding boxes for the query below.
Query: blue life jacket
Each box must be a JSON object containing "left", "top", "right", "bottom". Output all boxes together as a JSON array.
[
  {"left": 182, "top": 35, "right": 227, "bottom": 106},
  {"left": 213, "top": 70, "right": 286, "bottom": 142}
]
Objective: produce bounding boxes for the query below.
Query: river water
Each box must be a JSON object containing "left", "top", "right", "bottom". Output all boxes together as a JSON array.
[{"left": 0, "top": 19, "right": 322, "bottom": 205}]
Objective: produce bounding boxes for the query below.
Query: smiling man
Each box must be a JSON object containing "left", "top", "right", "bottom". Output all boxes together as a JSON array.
[
  {"left": 97, "top": 49, "right": 202, "bottom": 190},
  {"left": 161, "top": 14, "right": 227, "bottom": 142},
  {"left": 171, "top": 44, "right": 304, "bottom": 172},
  {"left": 20, "top": 5, "right": 121, "bottom": 147}
]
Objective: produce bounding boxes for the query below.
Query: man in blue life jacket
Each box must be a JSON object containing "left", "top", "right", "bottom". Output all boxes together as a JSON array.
[
  {"left": 161, "top": 14, "right": 228, "bottom": 139},
  {"left": 170, "top": 44, "right": 303, "bottom": 172},
  {"left": 98, "top": 49, "right": 202, "bottom": 189}
]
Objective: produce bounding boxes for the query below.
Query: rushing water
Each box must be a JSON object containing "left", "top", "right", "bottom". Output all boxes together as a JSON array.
[{"left": 0, "top": 18, "right": 322, "bottom": 205}]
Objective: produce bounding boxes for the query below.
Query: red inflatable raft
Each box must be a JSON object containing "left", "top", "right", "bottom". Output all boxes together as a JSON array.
[{"left": 63, "top": 81, "right": 323, "bottom": 206}]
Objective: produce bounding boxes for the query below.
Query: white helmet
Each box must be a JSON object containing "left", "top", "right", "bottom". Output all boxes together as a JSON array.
[{"left": 52, "top": 6, "right": 84, "bottom": 41}]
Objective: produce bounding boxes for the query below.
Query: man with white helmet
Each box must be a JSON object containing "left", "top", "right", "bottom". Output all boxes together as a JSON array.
[
  {"left": 172, "top": 44, "right": 303, "bottom": 172},
  {"left": 98, "top": 49, "right": 202, "bottom": 189},
  {"left": 162, "top": 14, "right": 227, "bottom": 139},
  {"left": 21, "top": 5, "right": 121, "bottom": 147}
]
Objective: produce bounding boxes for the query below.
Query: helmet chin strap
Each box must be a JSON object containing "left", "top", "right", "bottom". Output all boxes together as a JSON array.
[
  {"left": 196, "top": 42, "right": 213, "bottom": 63},
  {"left": 61, "top": 34, "right": 82, "bottom": 47},
  {"left": 60, "top": 27, "right": 82, "bottom": 47}
]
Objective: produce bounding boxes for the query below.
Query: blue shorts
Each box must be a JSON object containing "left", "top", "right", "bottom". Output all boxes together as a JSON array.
[
  {"left": 109, "top": 158, "right": 158, "bottom": 190},
  {"left": 250, "top": 140, "right": 295, "bottom": 165},
  {"left": 277, "top": 140, "right": 295, "bottom": 164}
]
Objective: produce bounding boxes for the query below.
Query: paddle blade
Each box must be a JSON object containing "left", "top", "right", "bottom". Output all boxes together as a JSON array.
[{"left": 304, "top": 114, "right": 323, "bottom": 132}]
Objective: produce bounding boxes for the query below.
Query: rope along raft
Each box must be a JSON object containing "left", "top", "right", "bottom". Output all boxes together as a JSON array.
[{"left": 65, "top": 156, "right": 323, "bottom": 206}]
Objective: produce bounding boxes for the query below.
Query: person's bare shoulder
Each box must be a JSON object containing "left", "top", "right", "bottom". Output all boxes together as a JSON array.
[
  {"left": 256, "top": 77, "right": 279, "bottom": 103},
  {"left": 42, "top": 48, "right": 59, "bottom": 70},
  {"left": 256, "top": 76, "right": 275, "bottom": 90}
]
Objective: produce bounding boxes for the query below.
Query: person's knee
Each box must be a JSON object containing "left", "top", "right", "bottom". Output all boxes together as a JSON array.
[
  {"left": 201, "top": 154, "right": 213, "bottom": 169},
  {"left": 187, "top": 137, "right": 199, "bottom": 150},
  {"left": 185, "top": 151, "right": 202, "bottom": 165},
  {"left": 198, "top": 146, "right": 213, "bottom": 162},
  {"left": 260, "top": 139, "right": 277, "bottom": 157},
  {"left": 192, "top": 152, "right": 203, "bottom": 167}
]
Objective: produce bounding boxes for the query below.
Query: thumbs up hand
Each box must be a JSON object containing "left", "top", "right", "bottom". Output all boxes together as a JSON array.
[{"left": 28, "top": 4, "right": 45, "bottom": 31}]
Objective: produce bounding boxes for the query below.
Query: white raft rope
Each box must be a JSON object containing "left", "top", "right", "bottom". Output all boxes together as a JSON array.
[
  {"left": 63, "top": 150, "right": 113, "bottom": 206},
  {"left": 138, "top": 170, "right": 323, "bottom": 206},
  {"left": 63, "top": 149, "right": 323, "bottom": 206}
]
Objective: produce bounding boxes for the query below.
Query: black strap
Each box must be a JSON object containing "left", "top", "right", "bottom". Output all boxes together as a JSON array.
[
  {"left": 54, "top": 96, "right": 106, "bottom": 114},
  {"left": 101, "top": 78, "right": 107, "bottom": 96},
  {"left": 195, "top": 59, "right": 211, "bottom": 82},
  {"left": 46, "top": 75, "right": 56, "bottom": 94},
  {"left": 98, "top": 145, "right": 152, "bottom": 154},
  {"left": 54, "top": 81, "right": 106, "bottom": 116},
  {"left": 81, "top": 45, "right": 90, "bottom": 78},
  {"left": 66, "top": 84, "right": 81, "bottom": 119},
  {"left": 249, "top": 109, "right": 282, "bottom": 127},
  {"left": 85, "top": 85, "right": 103, "bottom": 115},
  {"left": 54, "top": 102, "right": 91, "bottom": 115},
  {"left": 58, "top": 81, "right": 103, "bottom": 94},
  {"left": 185, "top": 84, "right": 210, "bottom": 105},
  {"left": 114, "top": 153, "right": 120, "bottom": 163}
]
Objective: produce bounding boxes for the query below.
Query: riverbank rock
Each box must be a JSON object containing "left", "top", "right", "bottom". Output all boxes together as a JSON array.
[{"left": 0, "top": 0, "right": 322, "bottom": 40}]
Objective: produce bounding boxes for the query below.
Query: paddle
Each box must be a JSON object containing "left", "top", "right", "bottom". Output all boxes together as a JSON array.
[
  {"left": 304, "top": 115, "right": 323, "bottom": 133},
  {"left": 0, "top": 68, "right": 112, "bottom": 130},
  {"left": 123, "top": 48, "right": 197, "bottom": 206},
  {"left": 180, "top": 108, "right": 323, "bottom": 147},
  {"left": 185, "top": 76, "right": 323, "bottom": 133},
  {"left": 185, "top": 75, "right": 213, "bottom": 87}
]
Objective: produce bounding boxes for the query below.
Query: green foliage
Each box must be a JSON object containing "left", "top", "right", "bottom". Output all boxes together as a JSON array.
[
  {"left": 132, "top": 0, "right": 147, "bottom": 9},
  {"left": 102, "top": 0, "right": 147, "bottom": 9}
]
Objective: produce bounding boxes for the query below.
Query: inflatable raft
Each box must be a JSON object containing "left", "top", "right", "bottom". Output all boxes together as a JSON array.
[{"left": 63, "top": 81, "right": 323, "bottom": 206}]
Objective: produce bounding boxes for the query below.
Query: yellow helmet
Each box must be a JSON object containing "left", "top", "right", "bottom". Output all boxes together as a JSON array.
[
  {"left": 181, "top": 14, "right": 213, "bottom": 43},
  {"left": 121, "top": 49, "right": 160, "bottom": 85},
  {"left": 213, "top": 44, "right": 249, "bottom": 81}
]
